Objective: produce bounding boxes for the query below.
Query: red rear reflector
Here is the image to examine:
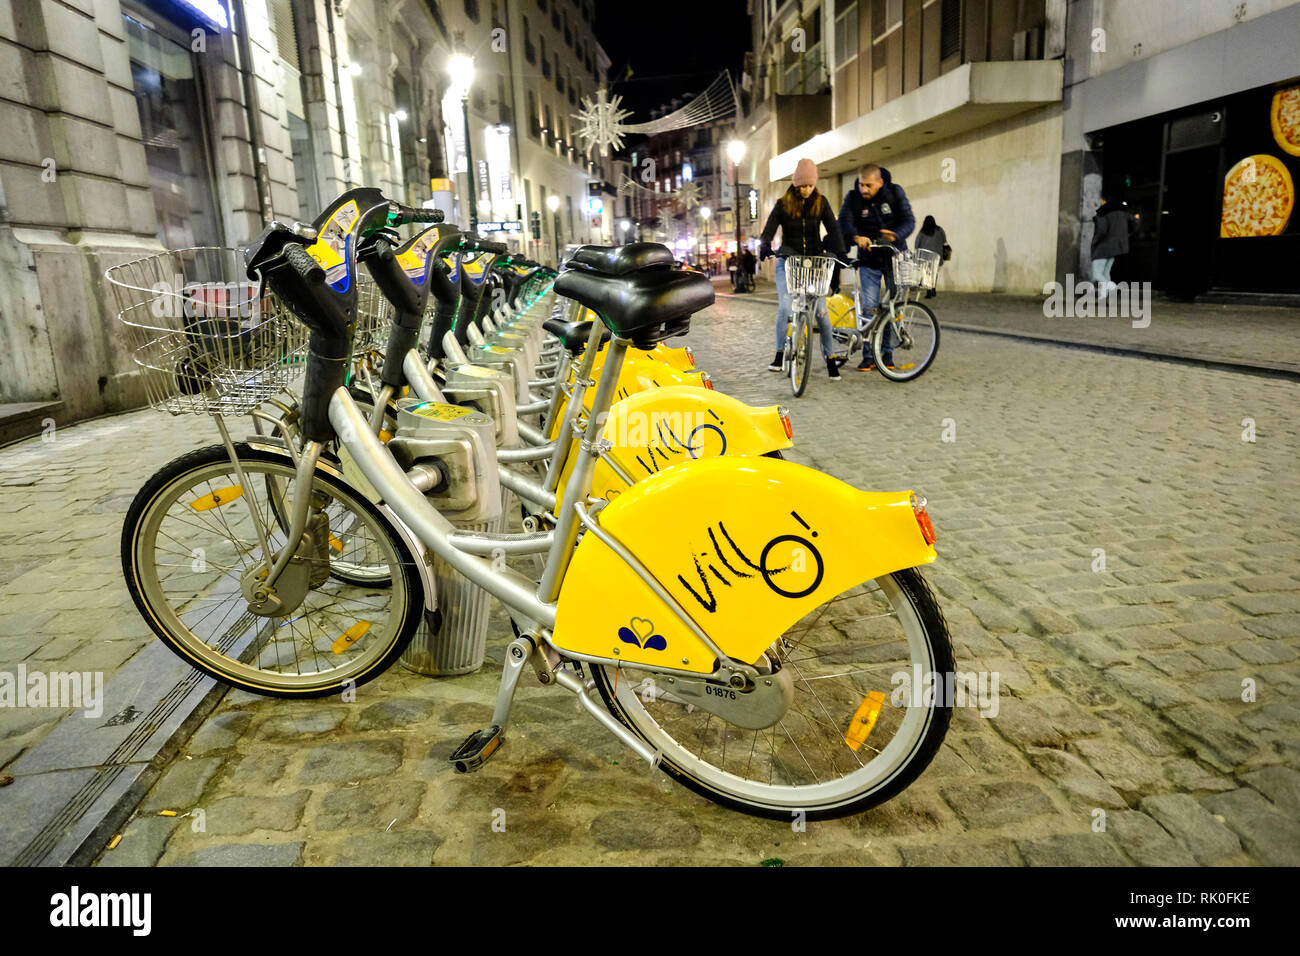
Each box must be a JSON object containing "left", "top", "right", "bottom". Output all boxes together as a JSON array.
[{"left": 911, "top": 494, "right": 936, "bottom": 545}]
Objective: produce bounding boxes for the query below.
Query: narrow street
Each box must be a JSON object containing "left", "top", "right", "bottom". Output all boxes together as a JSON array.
[{"left": 3, "top": 291, "right": 1292, "bottom": 866}]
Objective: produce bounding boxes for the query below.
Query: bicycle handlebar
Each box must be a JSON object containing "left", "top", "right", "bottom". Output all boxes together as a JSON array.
[{"left": 385, "top": 203, "right": 444, "bottom": 228}]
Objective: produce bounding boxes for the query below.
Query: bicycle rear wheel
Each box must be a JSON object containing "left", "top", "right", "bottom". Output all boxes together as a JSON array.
[
  {"left": 872, "top": 301, "right": 939, "bottom": 382},
  {"left": 590, "top": 567, "right": 953, "bottom": 820},
  {"left": 122, "top": 443, "right": 423, "bottom": 697}
]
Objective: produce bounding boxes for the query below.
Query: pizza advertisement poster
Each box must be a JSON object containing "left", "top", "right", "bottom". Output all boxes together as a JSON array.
[{"left": 1219, "top": 82, "right": 1299, "bottom": 239}]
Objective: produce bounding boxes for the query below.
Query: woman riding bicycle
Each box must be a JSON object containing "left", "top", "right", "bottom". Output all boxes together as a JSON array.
[{"left": 759, "top": 158, "right": 848, "bottom": 381}]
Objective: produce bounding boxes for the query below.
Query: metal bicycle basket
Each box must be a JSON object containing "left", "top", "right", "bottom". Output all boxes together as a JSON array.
[
  {"left": 784, "top": 255, "right": 837, "bottom": 297},
  {"left": 892, "top": 248, "right": 941, "bottom": 294},
  {"left": 353, "top": 266, "right": 393, "bottom": 355},
  {"left": 105, "top": 247, "right": 308, "bottom": 415}
]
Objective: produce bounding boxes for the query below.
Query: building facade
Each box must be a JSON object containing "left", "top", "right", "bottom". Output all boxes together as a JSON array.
[
  {"left": 0, "top": 0, "right": 613, "bottom": 436},
  {"left": 744, "top": 0, "right": 1300, "bottom": 296},
  {"left": 1057, "top": 0, "right": 1300, "bottom": 296},
  {"left": 746, "top": 0, "right": 1062, "bottom": 294}
]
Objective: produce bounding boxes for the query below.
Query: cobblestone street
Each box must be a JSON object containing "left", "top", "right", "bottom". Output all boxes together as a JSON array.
[{"left": 3, "top": 293, "right": 1298, "bottom": 867}]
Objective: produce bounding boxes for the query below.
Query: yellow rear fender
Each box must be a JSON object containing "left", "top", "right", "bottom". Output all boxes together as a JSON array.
[
  {"left": 827, "top": 292, "right": 856, "bottom": 329},
  {"left": 639, "top": 343, "right": 695, "bottom": 372},
  {"left": 552, "top": 456, "right": 936, "bottom": 675},
  {"left": 554, "top": 386, "right": 794, "bottom": 502}
]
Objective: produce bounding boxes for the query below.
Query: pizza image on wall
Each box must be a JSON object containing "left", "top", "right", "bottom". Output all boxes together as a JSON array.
[
  {"left": 1220, "top": 154, "right": 1294, "bottom": 237},
  {"left": 1271, "top": 85, "right": 1300, "bottom": 156}
]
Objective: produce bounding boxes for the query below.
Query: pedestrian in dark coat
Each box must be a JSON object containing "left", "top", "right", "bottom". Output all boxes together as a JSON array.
[
  {"left": 914, "top": 215, "right": 948, "bottom": 298},
  {"left": 1090, "top": 195, "right": 1133, "bottom": 295},
  {"left": 837, "top": 163, "right": 915, "bottom": 369}
]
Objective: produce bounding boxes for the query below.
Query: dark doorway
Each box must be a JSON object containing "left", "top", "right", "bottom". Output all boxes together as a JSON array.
[{"left": 1157, "top": 145, "right": 1221, "bottom": 297}]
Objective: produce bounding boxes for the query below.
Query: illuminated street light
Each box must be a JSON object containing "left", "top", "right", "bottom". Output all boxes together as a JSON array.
[
  {"left": 448, "top": 54, "right": 475, "bottom": 100},
  {"left": 727, "top": 139, "right": 747, "bottom": 292},
  {"left": 547, "top": 194, "right": 562, "bottom": 267},
  {"left": 448, "top": 54, "right": 477, "bottom": 229}
]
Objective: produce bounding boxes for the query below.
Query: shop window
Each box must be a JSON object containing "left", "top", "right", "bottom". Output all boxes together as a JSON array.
[{"left": 123, "top": 14, "right": 223, "bottom": 248}]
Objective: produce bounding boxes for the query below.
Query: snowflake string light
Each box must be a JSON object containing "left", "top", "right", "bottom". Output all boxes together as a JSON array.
[
  {"left": 574, "top": 73, "right": 738, "bottom": 156},
  {"left": 574, "top": 89, "right": 632, "bottom": 155},
  {"left": 677, "top": 180, "right": 701, "bottom": 210}
]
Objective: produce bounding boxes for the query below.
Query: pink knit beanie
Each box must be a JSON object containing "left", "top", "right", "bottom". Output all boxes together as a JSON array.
[{"left": 792, "top": 158, "right": 818, "bottom": 187}]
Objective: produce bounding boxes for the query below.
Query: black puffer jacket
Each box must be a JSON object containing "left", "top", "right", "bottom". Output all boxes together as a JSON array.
[{"left": 759, "top": 192, "right": 847, "bottom": 258}]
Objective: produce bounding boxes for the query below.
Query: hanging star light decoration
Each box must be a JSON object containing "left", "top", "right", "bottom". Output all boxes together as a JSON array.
[
  {"left": 575, "top": 73, "right": 738, "bottom": 156},
  {"left": 574, "top": 89, "right": 633, "bottom": 155},
  {"left": 677, "top": 180, "right": 702, "bottom": 210}
]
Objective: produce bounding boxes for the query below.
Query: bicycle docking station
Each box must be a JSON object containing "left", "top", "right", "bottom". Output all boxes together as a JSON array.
[
  {"left": 388, "top": 399, "right": 501, "bottom": 522},
  {"left": 440, "top": 363, "right": 520, "bottom": 448}
]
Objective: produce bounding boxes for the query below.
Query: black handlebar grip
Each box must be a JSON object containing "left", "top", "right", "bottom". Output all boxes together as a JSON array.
[
  {"left": 470, "top": 238, "right": 508, "bottom": 255},
  {"left": 393, "top": 204, "right": 444, "bottom": 225},
  {"left": 283, "top": 242, "right": 325, "bottom": 284}
]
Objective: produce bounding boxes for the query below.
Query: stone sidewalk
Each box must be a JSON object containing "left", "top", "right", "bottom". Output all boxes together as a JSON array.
[{"left": 55, "top": 293, "right": 1300, "bottom": 867}]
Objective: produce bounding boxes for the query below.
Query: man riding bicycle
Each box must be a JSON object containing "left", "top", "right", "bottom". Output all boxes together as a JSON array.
[
  {"left": 838, "top": 164, "right": 914, "bottom": 370},
  {"left": 759, "top": 158, "right": 849, "bottom": 381}
]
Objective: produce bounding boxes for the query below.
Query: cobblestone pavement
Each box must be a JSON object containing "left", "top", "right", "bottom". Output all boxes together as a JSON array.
[
  {"left": 4, "top": 292, "right": 1297, "bottom": 866},
  {"left": 725, "top": 280, "right": 1300, "bottom": 375}
]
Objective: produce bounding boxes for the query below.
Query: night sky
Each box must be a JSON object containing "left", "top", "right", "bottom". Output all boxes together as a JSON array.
[{"left": 594, "top": 0, "right": 750, "bottom": 124}]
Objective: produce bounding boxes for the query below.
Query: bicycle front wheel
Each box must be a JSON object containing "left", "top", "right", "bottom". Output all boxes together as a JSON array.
[
  {"left": 122, "top": 443, "right": 423, "bottom": 697},
  {"left": 791, "top": 310, "right": 812, "bottom": 398},
  {"left": 590, "top": 567, "right": 954, "bottom": 820},
  {"left": 872, "top": 301, "right": 940, "bottom": 382}
]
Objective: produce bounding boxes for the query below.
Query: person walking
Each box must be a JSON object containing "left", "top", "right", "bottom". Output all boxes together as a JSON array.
[
  {"left": 741, "top": 247, "right": 756, "bottom": 292},
  {"left": 759, "top": 158, "right": 849, "bottom": 381},
  {"left": 914, "top": 215, "right": 949, "bottom": 299},
  {"left": 838, "top": 164, "right": 914, "bottom": 370},
  {"left": 1090, "top": 193, "right": 1132, "bottom": 296}
]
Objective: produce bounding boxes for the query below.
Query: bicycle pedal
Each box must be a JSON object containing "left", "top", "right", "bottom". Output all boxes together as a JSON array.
[{"left": 450, "top": 725, "right": 504, "bottom": 773}]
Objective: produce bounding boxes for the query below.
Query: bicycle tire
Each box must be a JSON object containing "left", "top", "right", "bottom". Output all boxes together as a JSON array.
[
  {"left": 589, "top": 566, "right": 953, "bottom": 820},
  {"left": 791, "top": 311, "right": 812, "bottom": 398},
  {"left": 872, "top": 301, "right": 940, "bottom": 383},
  {"left": 122, "top": 443, "right": 423, "bottom": 698}
]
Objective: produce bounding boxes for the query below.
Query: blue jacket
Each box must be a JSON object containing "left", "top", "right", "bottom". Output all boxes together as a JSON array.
[{"left": 838, "top": 167, "right": 915, "bottom": 271}]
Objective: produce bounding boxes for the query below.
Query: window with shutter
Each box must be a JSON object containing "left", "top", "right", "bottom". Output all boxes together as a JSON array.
[{"left": 940, "top": 0, "right": 962, "bottom": 59}]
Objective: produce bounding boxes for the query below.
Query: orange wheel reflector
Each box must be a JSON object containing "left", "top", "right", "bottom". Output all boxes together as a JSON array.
[
  {"left": 331, "top": 621, "right": 371, "bottom": 655},
  {"left": 845, "top": 691, "right": 887, "bottom": 751},
  {"left": 190, "top": 486, "right": 243, "bottom": 511}
]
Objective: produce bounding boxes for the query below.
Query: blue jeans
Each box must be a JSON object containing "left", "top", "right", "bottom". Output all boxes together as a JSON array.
[
  {"left": 857, "top": 263, "right": 897, "bottom": 361},
  {"left": 775, "top": 257, "right": 834, "bottom": 359}
]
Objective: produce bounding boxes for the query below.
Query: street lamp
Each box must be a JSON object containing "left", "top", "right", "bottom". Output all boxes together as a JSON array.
[
  {"left": 727, "top": 139, "right": 746, "bottom": 291},
  {"left": 547, "top": 193, "right": 561, "bottom": 268},
  {"left": 619, "top": 219, "right": 631, "bottom": 244},
  {"left": 448, "top": 54, "right": 476, "bottom": 231},
  {"left": 699, "top": 207, "right": 711, "bottom": 270}
]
